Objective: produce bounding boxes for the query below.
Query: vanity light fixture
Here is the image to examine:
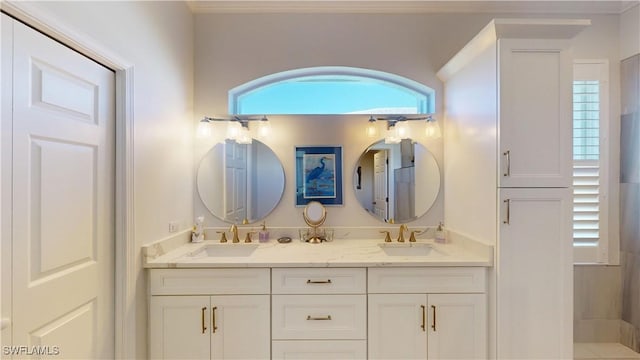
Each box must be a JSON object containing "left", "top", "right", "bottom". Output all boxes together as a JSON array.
[
  {"left": 257, "top": 116, "right": 271, "bottom": 138},
  {"left": 384, "top": 122, "right": 402, "bottom": 144},
  {"left": 196, "top": 118, "right": 213, "bottom": 138},
  {"left": 198, "top": 115, "right": 270, "bottom": 143},
  {"left": 425, "top": 117, "right": 441, "bottom": 138},
  {"left": 366, "top": 116, "right": 379, "bottom": 138},
  {"left": 369, "top": 115, "right": 436, "bottom": 143}
]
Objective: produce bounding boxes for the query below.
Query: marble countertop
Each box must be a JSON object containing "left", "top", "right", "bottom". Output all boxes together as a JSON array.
[{"left": 143, "top": 234, "right": 493, "bottom": 268}]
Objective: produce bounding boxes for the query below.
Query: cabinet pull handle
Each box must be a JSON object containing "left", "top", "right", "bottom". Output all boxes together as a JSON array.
[
  {"left": 503, "top": 199, "right": 511, "bottom": 225},
  {"left": 503, "top": 150, "right": 511, "bottom": 177},
  {"left": 431, "top": 305, "right": 437, "bottom": 331},
  {"left": 306, "top": 315, "right": 332, "bottom": 321},
  {"left": 306, "top": 279, "right": 332, "bottom": 284},
  {"left": 201, "top": 307, "right": 207, "bottom": 334},
  {"left": 211, "top": 306, "right": 218, "bottom": 333},
  {"left": 420, "top": 305, "right": 426, "bottom": 332}
]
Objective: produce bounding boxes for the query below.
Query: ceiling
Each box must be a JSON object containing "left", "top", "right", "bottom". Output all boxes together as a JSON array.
[{"left": 186, "top": 0, "right": 638, "bottom": 14}]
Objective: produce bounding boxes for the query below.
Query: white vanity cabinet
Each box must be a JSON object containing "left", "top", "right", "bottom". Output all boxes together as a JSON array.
[
  {"left": 271, "top": 268, "right": 367, "bottom": 360},
  {"left": 367, "top": 267, "right": 487, "bottom": 360},
  {"left": 148, "top": 269, "right": 270, "bottom": 360}
]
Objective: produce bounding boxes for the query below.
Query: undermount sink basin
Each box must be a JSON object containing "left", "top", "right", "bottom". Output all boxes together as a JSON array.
[
  {"left": 378, "top": 242, "right": 433, "bottom": 256},
  {"left": 186, "top": 243, "right": 259, "bottom": 258}
]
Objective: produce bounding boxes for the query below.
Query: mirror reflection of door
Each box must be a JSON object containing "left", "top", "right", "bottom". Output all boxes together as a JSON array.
[
  {"left": 197, "top": 139, "right": 285, "bottom": 224},
  {"left": 355, "top": 139, "right": 440, "bottom": 224},
  {"left": 224, "top": 140, "right": 248, "bottom": 223},
  {"left": 373, "top": 150, "right": 388, "bottom": 222}
]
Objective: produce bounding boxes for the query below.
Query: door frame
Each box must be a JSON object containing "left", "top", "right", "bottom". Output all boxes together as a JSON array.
[{"left": 1, "top": 2, "right": 136, "bottom": 358}]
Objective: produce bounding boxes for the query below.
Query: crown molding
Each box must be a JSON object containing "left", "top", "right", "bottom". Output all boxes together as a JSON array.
[{"left": 186, "top": 0, "right": 637, "bottom": 15}]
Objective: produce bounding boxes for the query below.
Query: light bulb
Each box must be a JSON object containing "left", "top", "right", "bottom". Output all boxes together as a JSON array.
[
  {"left": 395, "top": 121, "right": 409, "bottom": 139},
  {"left": 258, "top": 119, "right": 271, "bottom": 138},
  {"left": 196, "top": 120, "right": 212, "bottom": 138},
  {"left": 366, "top": 117, "right": 378, "bottom": 138},
  {"left": 384, "top": 126, "right": 401, "bottom": 144},
  {"left": 226, "top": 121, "right": 241, "bottom": 139},
  {"left": 425, "top": 120, "right": 441, "bottom": 138},
  {"left": 236, "top": 126, "right": 252, "bottom": 144}
]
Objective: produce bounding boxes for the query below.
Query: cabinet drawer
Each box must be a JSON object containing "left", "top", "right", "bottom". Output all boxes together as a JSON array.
[
  {"left": 368, "top": 267, "right": 486, "bottom": 294},
  {"left": 149, "top": 268, "right": 270, "bottom": 295},
  {"left": 272, "top": 295, "right": 366, "bottom": 340},
  {"left": 272, "top": 268, "right": 366, "bottom": 294},
  {"left": 272, "top": 340, "right": 366, "bottom": 360}
]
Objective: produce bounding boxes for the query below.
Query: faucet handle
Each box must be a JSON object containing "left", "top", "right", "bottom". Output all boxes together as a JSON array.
[
  {"left": 409, "top": 231, "right": 417, "bottom": 242},
  {"left": 244, "top": 231, "right": 255, "bottom": 243},
  {"left": 216, "top": 231, "right": 228, "bottom": 243},
  {"left": 379, "top": 230, "right": 392, "bottom": 243},
  {"left": 397, "top": 224, "right": 408, "bottom": 242}
]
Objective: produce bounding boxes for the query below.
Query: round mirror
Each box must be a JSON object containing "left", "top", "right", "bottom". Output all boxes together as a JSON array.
[
  {"left": 197, "top": 139, "right": 285, "bottom": 224},
  {"left": 353, "top": 139, "right": 440, "bottom": 223},
  {"left": 303, "top": 201, "right": 326, "bottom": 227}
]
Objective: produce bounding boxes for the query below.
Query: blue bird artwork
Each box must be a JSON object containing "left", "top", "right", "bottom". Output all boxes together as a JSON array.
[{"left": 303, "top": 154, "right": 336, "bottom": 198}]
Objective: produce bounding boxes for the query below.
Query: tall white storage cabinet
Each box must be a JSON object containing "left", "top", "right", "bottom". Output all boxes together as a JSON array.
[{"left": 438, "top": 19, "right": 589, "bottom": 360}]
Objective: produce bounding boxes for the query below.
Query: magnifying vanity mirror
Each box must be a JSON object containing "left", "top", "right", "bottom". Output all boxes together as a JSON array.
[
  {"left": 302, "top": 201, "right": 327, "bottom": 243},
  {"left": 197, "top": 139, "right": 285, "bottom": 224},
  {"left": 354, "top": 138, "right": 440, "bottom": 223}
]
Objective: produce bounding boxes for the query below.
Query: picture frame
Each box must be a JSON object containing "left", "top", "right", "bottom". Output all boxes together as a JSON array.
[{"left": 295, "top": 146, "right": 343, "bottom": 206}]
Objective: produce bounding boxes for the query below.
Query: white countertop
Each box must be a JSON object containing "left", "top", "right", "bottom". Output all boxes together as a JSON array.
[{"left": 143, "top": 236, "right": 493, "bottom": 268}]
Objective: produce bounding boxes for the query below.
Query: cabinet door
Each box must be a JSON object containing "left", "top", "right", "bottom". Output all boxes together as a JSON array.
[
  {"left": 149, "top": 296, "right": 210, "bottom": 360},
  {"left": 427, "top": 294, "right": 487, "bottom": 359},
  {"left": 498, "top": 188, "right": 572, "bottom": 359},
  {"left": 368, "top": 294, "right": 427, "bottom": 360},
  {"left": 498, "top": 39, "right": 572, "bottom": 187},
  {"left": 210, "top": 295, "right": 270, "bottom": 360}
]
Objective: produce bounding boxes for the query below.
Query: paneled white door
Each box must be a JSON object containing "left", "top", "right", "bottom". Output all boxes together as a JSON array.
[
  {"left": 373, "top": 151, "right": 388, "bottom": 222},
  {"left": 224, "top": 140, "right": 247, "bottom": 224},
  {"left": 7, "top": 17, "right": 115, "bottom": 358}
]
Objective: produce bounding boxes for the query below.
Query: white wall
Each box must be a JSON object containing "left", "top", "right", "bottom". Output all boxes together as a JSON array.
[
  {"left": 13, "top": 2, "right": 195, "bottom": 358},
  {"left": 620, "top": 4, "right": 640, "bottom": 60}
]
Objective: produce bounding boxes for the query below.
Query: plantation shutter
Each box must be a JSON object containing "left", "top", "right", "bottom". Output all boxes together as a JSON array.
[{"left": 572, "top": 61, "right": 609, "bottom": 264}]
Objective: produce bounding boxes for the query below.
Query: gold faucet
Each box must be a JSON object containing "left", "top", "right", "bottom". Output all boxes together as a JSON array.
[
  {"left": 230, "top": 224, "right": 240, "bottom": 243},
  {"left": 380, "top": 230, "right": 392, "bottom": 242},
  {"left": 397, "top": 224, "right": 408, "bottom": 242}
]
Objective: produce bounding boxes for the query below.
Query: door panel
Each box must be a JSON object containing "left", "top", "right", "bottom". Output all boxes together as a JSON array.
[
  {"left": 498, "top": 188, "right": 572, "bottom": 359},
  {"left": 498, "top": 39, "right": 571, "bottom": 187},
  {"left": 149, "top": 296, "right": 210, "bottom": 360},
  {"left": 9, "top": 18, "right": 115, "bottom": 358},
  {"left": 373, "top": 151, "right": 388, "bottom": 221},
  {"left": 31, "top": 139, "right": 96, "bottom": 277},
  {"left": 368, "top": 294, "right": 427, "bottom": 360},
  {"left": 427, "top": 294, "right": 487, "bottom": 359},
  {"left": 211, "top": 295, "right": 270, "bottom": 360}
]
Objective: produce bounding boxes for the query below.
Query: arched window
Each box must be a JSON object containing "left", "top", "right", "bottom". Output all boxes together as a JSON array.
[{"left": 229, "top": 66, "right": 435, "bottom": 115}]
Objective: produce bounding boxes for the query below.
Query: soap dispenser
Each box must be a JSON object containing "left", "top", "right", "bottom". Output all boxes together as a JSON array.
[
  {"left": 258, "top": 221, "right": 270, "bottom": 243},
  {"left": 434, "top": 222, "right": 446, "bottom": 244},
  {"left": 191, "top": 216, "right": 205, "bottom": 243}
]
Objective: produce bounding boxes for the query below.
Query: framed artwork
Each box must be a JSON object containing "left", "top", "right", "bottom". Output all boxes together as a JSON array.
[{"left": 295, "top": 146, "right": 343, "bottom": 206}]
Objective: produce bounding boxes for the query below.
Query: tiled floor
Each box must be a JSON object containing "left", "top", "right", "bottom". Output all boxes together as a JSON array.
[{"left": 575, "top": 343, "right": 640, "bottom": 360}]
